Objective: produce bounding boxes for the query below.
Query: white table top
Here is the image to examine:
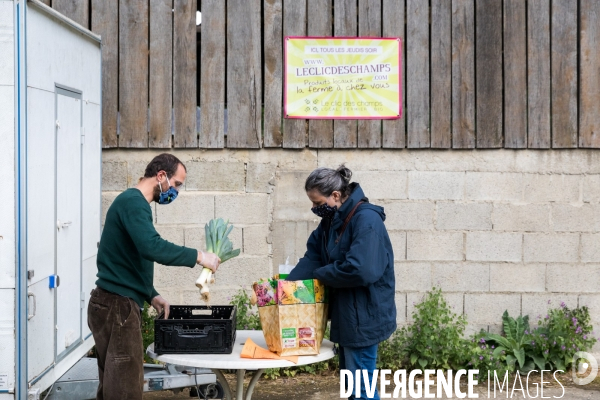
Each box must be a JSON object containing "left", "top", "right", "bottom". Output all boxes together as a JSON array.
[{"left": 147, "top": 330, "right": 335, "bottom": 370}]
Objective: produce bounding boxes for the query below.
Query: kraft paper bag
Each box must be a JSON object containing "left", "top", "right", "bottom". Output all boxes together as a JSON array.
[{"left": 252, "top": 278, "right": 328, "bottom": 356}]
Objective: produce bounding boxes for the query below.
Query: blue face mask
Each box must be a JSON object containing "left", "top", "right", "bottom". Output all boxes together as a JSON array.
[{"left": 158, "top": 177, "right": 178, "bottom": 205}]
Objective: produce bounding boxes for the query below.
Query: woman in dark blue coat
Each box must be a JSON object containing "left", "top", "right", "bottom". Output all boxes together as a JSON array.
[{"left": 287, "top": 165, "right": 396, "bottom": 400}]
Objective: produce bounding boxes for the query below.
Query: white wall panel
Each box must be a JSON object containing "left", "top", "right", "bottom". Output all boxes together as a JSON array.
[
  {"left": 27, "top": 279, "right": 54, "bottom": 382},
  {"left": 0, "top": 289, "right": 15, "bottom": 395},
  {"left": 81, "top": 256, "right": 96, "bottom": 339},
  {"left": 0, "top": 1, "right": 14, "bottom": 86},
  {"left": 0, "top": 85, "right": 15, "bottom": 290},
  {"left": 26, "top": 7, "right": 101, "bottom": 104},
  {"left": 82, "top": 101, "right": 101, "bottom": 260}
]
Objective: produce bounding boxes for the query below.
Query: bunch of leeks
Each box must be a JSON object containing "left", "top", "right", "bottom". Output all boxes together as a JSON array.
[{"left": 195, "top": 218, "right": 241, "bottom": 302}]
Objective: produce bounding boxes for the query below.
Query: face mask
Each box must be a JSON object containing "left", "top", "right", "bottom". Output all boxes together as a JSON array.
[
  {"left": 311, "top": 203, "right": 338, "bottom": 219},
  {"left": 158, "top": 177, "right": 178, "bottom": 205}
]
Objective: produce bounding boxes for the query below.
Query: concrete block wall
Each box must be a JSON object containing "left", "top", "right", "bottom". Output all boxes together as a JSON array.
[{"left": 102, "top": 149, "right": 600, "bottom": 349}]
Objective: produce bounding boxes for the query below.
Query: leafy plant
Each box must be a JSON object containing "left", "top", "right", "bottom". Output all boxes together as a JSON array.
[
  {"left": 466, "top": 330, "right": 512, "bottom": 380},
  {"left": 528, "top": 302, "right": 597, "bottom": 371},
  {"left": 394, "top": 287, "right": 468, "bottom": 370},
  {"left": 229, "top": 289, "right": 261, "bottom": 330},
  {"left": 142, "top": 302, "right": 158, "bottom": 363},
  {"left": 484, "top": 311, "right": 535, "bottom": 372}
]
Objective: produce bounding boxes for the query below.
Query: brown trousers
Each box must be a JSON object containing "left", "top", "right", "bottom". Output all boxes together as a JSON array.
[{"left": 88, "top": 286, "right": 144, "bottom": 400}]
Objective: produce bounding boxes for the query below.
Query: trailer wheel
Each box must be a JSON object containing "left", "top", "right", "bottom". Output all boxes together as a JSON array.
[{"left": 190, "top": 382, "right": 224, "bottom": 399}]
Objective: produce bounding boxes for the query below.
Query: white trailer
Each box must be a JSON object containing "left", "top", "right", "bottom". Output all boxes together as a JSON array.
[{"left": 0, "top": 1, "right": 102, "bottom": 398}]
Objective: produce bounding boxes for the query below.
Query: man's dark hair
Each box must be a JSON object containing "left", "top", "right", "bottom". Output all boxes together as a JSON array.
[{"left": 144, "top": 153, "right": 186, "bottom": 179}]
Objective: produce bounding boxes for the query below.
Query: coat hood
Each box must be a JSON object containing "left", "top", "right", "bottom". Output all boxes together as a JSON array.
[{"left": 331, "top": 183, "right": 386, "bottom": 231}]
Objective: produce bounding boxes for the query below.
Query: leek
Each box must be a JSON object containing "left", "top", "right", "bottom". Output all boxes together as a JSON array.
[{"left": 195, "top": 218, "right": 241, "bottom": 302}]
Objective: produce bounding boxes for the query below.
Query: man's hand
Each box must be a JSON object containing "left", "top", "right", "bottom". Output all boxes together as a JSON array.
[
  {"left": 197, "top": 250, "right": 221, "bottom": 273},
  {"left": 151, "top": 295, "right": 170, "bottom": 319}
]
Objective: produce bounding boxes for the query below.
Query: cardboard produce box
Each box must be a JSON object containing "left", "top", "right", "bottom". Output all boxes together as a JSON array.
[{"left": 252, "top": 278, "right": 328, "bottom": 356}]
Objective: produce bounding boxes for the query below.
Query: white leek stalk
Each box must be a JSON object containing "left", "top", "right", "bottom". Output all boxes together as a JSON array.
[{"left": 195, "top": 267, "right": 213, "bottom": 302}]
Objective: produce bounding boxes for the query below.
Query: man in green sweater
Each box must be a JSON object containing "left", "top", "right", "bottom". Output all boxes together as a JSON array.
[{"left": 88, "top": 153, "right": 219, "bottom": 400}]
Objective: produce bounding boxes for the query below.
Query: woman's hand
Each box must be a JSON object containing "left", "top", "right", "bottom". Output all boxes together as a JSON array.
[{"left": 197, "top": 250, "right": 221, "bottom": 272}]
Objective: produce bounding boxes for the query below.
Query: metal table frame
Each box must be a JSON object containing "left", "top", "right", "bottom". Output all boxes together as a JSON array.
[{"left": 147, "top": 330, "right": 335, "bottom": 400}]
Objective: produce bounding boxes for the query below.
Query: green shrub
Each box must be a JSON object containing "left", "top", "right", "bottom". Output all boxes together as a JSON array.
[
  {"left": 229, "top": 289, "right": 262, "bottom": 330},
  {"left": 141, "top": 302, "right": 158, "bottom": 363},
  {"left": 528, "top": 302, "right": 597, "bottom": 371},
  {"left": 392, "top": 287, "right": 468, "bottom": 370}
]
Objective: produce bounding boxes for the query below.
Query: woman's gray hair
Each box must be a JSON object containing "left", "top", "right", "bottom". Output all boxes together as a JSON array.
[{"left": 305, "top": 165, "right": 353, "bottom": 198}]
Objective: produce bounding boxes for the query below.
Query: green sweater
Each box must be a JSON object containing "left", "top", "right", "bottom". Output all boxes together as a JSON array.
[{"left": 96, "top": 188, "right": 198, "bottom": 307}]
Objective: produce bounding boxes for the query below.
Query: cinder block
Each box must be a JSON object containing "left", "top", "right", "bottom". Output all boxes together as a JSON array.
[
  {"left": 465, "top": 324, "right": 489, "bottom": 336},
  {"left": 154, "top": 263, "right": 198, "bottom": 289},
  {"left": 127, "top": 161, "right": 149, "bottom": 188},
  {"left": 352, "top": 171, "right": 408, "bottom": 200},
  {"left": 246, "top": 163, "right": 276, "bottom": 193},
  {"left": 156, "top": 192, "right": 214, "bottom": 225},
  {"left": 154, "top": 226, "right": 185, "bottom": 246},
  {"left": 273, "top": 171, "right": 314, "bottom": 221},
  {"left": 492, "top": 204, "right": 550, "bottom": 232},
  {"left": 388, "top": 231, "right": 407, "bottom": 260},
  {"left": 523, "top": 233, "right": 579, "bottom": 263},
  {"left": 582, "top": 234, "right": 600, "bottom": 262},
  {"left": 102, "top": 161, "right": 128, "bottom": 191},
  {"left": 436, "top": 202, "right": 492, "bottom": 231},
  {"left": 185, "top": 161, "right": 246, "bottom": 191},
  {"left": 407, "top": 292, "right": 463, "bottom": 322},
  {"left": 523, "top": 174, "right": 580, "bottom": 203},
  {"left": 583, "top": 175, "right": 600, "bottom": 203},
  {"left": 101, "top": 192, "right": 119, "bottom": 225},
  {"left": 395, "top": 292, "right": 407, "bottom": 323},
  {"left": 243, "top": 225, "right": 270, "bottom": 255},
  {"left": 151, "top": 287, "right": 182, "bottom": 305},
  {"left": 271, "top": 221, "right": 312, "bottom": 270},
  {"left": 546, "top": 264, "right": 600, "bottom": 293},
  {"left": 521, "top": 294, "right": 580, "bottom": 323},
  {"left": 394, "top": 262, "right": 432, "bottom": 292},
  {"left": 489, "top": 263, "right": 546, "bottom": 292},
  {"left": 487, "top": 325, "right": 503, "bottom": 335},
  {"left": 383, "top": 201, "right": 435, "bottom": 230},
  {"left": 181, "top": 287, "right": 240, "bottom": 307},
  {"left": 432, "top": 262, "right": 489, "bottom": 292},
  {"left": 277, "top": 149, "right": 318, "bottom": 170},
  {"left": 214, "top": 256, "right": 272, "bottom": 287},
  {"left": 464, "top": 172, "right": 523, "bottom": 202},
  {"left": 552, "top": 204, "right": 600, "bottom": 232},
  {"left": 184, "top": 225, "right": 243, "bottom": 253},
  {"left": 407, "top": 232, "right": 463, "bottom": 261},
  {"left": 214, "top": 193, "right": 269, "bottom": 224},
  {"left": 408, "top": 171, "right": 464, "bottom": 200},
  {"left": 464, "top": 293, "right": 521, "bottom": 325},
  {"left": 466, "top": 232, "right": 522, "bottom": 262}
]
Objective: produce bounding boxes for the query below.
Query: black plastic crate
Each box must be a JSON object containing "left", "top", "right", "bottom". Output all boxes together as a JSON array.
[{"left": 154, "top": 305, "right": 236, "bottom": 355}]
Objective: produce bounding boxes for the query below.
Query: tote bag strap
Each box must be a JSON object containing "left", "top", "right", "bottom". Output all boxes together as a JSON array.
[{"left": 335, "top": 201, "right": 365, "bottom": 244}]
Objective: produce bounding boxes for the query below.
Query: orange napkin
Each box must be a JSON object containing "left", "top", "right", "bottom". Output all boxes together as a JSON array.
[{"left": 240, "top": 338, "right": 299, "bottom": 364}]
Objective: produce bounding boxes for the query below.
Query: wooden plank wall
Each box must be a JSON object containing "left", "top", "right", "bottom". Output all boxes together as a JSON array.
[{"left": 79, "top": 0, "right": 600, "bottom": 149}]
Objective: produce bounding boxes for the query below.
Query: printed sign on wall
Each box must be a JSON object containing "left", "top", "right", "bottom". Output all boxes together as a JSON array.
[{"left": 284, "top": 37, "right": 402, "bottom": 120}]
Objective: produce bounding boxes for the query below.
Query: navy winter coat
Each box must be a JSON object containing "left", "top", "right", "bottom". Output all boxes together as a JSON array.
[{"left": 287, "top": 183, "right": 396, "bottom": 347}]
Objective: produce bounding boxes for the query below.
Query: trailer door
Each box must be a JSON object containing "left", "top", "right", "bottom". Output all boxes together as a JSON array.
[{"left": 55, "top": 89, "right": 83, "bottom": 359}]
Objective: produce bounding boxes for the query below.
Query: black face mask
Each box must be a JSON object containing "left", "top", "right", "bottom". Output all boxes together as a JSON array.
[{"left": 311, "top": 204, "right": 338, "bottom": 219}]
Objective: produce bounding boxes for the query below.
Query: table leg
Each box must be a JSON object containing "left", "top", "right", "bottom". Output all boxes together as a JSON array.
[
  {"left": 236, "top": 369, "right": 246, "bottom": 400},
  {"left": 211, "top": 369, "right": 233, "bottom": 400},
  {"left": 244, "top": 369, "right": 264, "bottom": 400}
]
